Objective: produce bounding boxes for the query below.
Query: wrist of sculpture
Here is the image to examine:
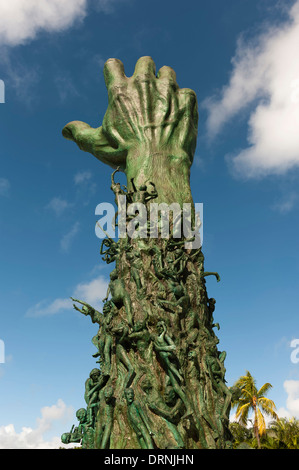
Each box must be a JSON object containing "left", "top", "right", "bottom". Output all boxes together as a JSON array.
[{"left": 125, "top": 147, "right": 194, "bottom": 207}]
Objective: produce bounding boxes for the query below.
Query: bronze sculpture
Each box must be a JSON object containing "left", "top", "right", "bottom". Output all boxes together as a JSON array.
[{"left": 61, "top": 57, "right": 232, "bottom": 449}]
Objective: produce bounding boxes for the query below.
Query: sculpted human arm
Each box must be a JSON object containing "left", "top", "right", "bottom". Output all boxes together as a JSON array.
[{"left": 62, "top": 56, "right": 198, "bottom": 206}]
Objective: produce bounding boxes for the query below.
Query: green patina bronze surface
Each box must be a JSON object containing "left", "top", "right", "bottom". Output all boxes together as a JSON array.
[
  {"left": 61, "top": 57, "right": 232, "bottom": 449},
  {"left": 62, "top": 56, "right": 197, "bottom": 207}
]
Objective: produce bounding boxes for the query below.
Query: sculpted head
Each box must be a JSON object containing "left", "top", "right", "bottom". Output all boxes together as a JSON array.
[
  {"left": 124, "top": 387, "right": 135, "bottom": 404},
  {"left": 76, "top": 408, "right": 87, "bottom": 422},
  {"left": 89, "top": 368, "right": 101, "bottom": 382},
  {"left": 104, "top": 386, "right": 114, "bottom": 403}
]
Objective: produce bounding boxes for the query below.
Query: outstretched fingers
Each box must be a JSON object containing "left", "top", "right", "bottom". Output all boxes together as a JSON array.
[
  {"left": 62, "top": 121, "right": 98, "bottom": 151},
  {"left": 157, "top": 65, "right": 178, "bottom": 87},
  {"left": 133, "top": 56, "right": 156, "bottom": 79},
  {"left": 104, "top": 58, "right": 127, "bottom": 88},
  {"left": 62, "top": 120, "right": 127, "bottom": 169},
  {"left": 177, "top": 88, "right": 198, "bottom": 131}
]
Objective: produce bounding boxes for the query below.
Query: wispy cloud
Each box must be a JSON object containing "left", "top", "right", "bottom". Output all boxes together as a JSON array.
[
  {"left": 54, "top": 73, "right": 80, "bottom": 103},
  {"left": 0, "top": 177, "right": 10, "bottom": 197},
  {"left": 272, "top": 192, "right": 298, "bottom": 214},
  {"left": 26, "top": 298, "right": 71, "bottom": 318},
  {"left": 202, "top": 1, "right": 299, "bottom": 179},
  {"left": 92, "top": 54, "right": 106, "bottom": 69},
  {"left": 0, "top": 47, "right": 40, "bottom": 106},
  {"left": 60, "top": 222, "right": 80, "bottom": 253},
  {"left": 73, "top": 170, "right": 97, "bottom": 203},
  {"left": 193, "top": 155, "right": 206, "bottom": 172},
  {"left": 45, "top": 197, "right": 73, "bottom": 216},
  {"left": 25, "top": 275, "right": 108, "bottom": 317},
  {"left": 91, "top": 0, "right": 131, "bottom": 15},
  {"left": 74, "top": 170, "right": 92, "bottom": 185}
]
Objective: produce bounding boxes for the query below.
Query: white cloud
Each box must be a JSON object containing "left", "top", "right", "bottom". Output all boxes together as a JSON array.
[
  {"left": 74, "top": 170, "right": 92, "bottom": 185},
  {"left": 0, "top": 177, "right": 10, "bottom": 196},
  {"left": 0, "top": 399, "right": 75, "bottom": 449},
  {"left": 0, "top": 0, "right": 127, "bottom": 48},
  {"left": 0, "top": 0, "right": 88, "bottom": 47},
  {"left": 278, "top": 380, "right": 299, "bottom": 419},
  {"left": 60, "top": 222, "right": 80, "bottom": 252},
  {"left": 73, "top": 276, "right": 108, "bottom": 307},
  {"left": 0, "top": 47, "right": 40, "bottom": 106},
  {"left": 272, "top": 191, "right": 298, "bottom": 214},
  {"left": 26, "top": 275, "right": 108, "bottom": 317},
  {"left": 92, "top": 53, "right": 106, "bottom": 69},
  {"left": 203, "top": 1, "right": 299, "bottom": 178},
  {"left": 193, "top": 155, "right": 206, "bottom": 171},
  {"left": 0, "top": 1, "right": 124, "bottom": 104},
  {"left": 26, "top": 298, "right": 71, "bottom": 317},
  {"left": 46, "top": 197, "right": 73, "bottom": 216}
]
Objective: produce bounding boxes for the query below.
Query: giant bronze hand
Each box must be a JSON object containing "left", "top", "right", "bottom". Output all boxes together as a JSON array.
[{"left": 62, "top": 56, "right": 198, "bottom": 205}]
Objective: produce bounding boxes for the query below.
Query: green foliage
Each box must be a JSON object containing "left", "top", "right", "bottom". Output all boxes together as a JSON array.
[
  {"left": 229, "top": 422, "right": 254, "bottom": 449},
  {"left": 230, "top": 371, "right": 299, "bottom": 449},
  {"left": 266, "top": 417, "right": 299, "bottom": 449},
  {"left": 229, "top": 417, "right": 299, "bottom": 449},
  {"left": 230, "top": 370, "right": 278, "bottom": 448}
]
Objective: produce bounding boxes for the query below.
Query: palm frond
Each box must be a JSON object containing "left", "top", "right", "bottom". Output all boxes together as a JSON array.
[
  {"left": 258, "top": 397, "right": 278, "bottom": 420},
  {"left": 236, "top": 402, "right": 251, "bottom": 426},
  {"left": 234, "top": 370, "right": 255, "bottom": 389},
  {"left": 234, "top": 375, "right": 257, "bottom": 402},
  {"left": 256, "top": 407, "right": 266, "bottom": 436},
  {"left": 241, "top": 387, "right": 254, "bottom": 401},
  {"left": 257, "top": 382, "right": 272, "bottom": 398}
]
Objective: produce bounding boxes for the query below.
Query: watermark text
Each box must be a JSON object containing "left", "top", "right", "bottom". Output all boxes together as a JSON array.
[
  {"left": 290, "top": 338, "right": 299, "bottom": 364},
  {"left": 0, "top": 339, "right": 5, "bottom": 363},
  {"left": 95, "top": 199, "right": 203, "bottom": 249},
  {"left": 0, "top": 80, "right": 5, "bottom": 103}
]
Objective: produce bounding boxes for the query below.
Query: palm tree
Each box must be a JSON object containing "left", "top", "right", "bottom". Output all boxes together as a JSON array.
[{"left": 231, "top": 371, "right": 278, "bottom": 448}]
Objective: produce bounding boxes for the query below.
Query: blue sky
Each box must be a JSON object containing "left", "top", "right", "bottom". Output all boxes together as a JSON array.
[{"left": 1, "top": 0, "right": 299, "bottom": 448}]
